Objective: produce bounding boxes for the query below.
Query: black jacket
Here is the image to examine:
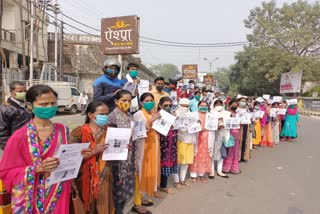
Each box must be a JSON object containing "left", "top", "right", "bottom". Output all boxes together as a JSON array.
[{"left": 0, "top": 105, "right": 32, "bottom": 150}]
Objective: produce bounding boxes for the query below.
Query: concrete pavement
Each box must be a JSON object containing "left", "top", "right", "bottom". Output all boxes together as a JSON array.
[{"left": 53, "top": 114, "right": 320, "bottom": 214}]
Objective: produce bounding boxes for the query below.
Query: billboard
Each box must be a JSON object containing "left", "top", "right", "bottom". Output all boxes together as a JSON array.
[
  {"left": 203, "top": 75, "right": 214, "bottom": 86},
  {"left": 101, "top": 15, "right": 140, "bottom": 55},
  {"left": 182, "top": 64, "right": 198, "bottom": 79},
  {"left": 280, "top": 71, "right": 302, "bottom": 94}
]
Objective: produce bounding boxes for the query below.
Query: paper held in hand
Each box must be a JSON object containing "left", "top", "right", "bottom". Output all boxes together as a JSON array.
[
  {"left": 46, "top": 143, "right": 90, "bottom": 186},
  {"left": 132, "top": 121, "right": 147, "bottom": 141},
  {"left": 277, "top": 109, "right": 287, "bottom": 115},
  {"left": 205, "top": 112, "right": 218, "bottom": 131},
  {"left": 224, "top": 118, "right": 240, "bottom": 129},
  {"left": 152, "top": 110, "right": 176, "bottom": 136},
  {"left": 173, "top": 116, "right": 189, "bottom": 130},
  {"left": 270, "top": 108, "right": 278, "bottom": 117},
  {"left": 102, "top": 128, "right": 131, "bottom": 161},
  {"left": 263, "top": 94, "right": 270, "bottom": 100},
  {"left": 287, "top": 98, "right": 298, "bottom": 105},
  {"left": 138, "top": 80, "right": 149, "bottom": 96}
]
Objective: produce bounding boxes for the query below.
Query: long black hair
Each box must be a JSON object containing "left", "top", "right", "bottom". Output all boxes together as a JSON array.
[
  {"left": 198, "top": 100, "right": 211, "bottom": 112},
  {"left": 158, "top": 96, "right": 172, "bottom": 111},
  {"left": 140, "top": 92, "right": 154, "bottom": 102},
  {"left": 84, "top": 101, "right": 107, "bottom": 124},
  {"left": 26, "top": 84, "right": 58, "bottom": 104}
]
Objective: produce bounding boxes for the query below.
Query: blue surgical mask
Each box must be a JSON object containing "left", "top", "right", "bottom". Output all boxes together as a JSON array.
[
  {"left": 94, "top": 115, "right": 109, "bottom": 127},
  {"left": 106, "top": 69, "right": 118, "bottom": 78},
  {"left": 164, "top": 88, "right": 171, "bottom": 93}
]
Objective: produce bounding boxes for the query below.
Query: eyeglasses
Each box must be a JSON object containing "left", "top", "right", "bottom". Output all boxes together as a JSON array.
[{"left": 163, "top": 104, "right": 172, "bottom": 108}]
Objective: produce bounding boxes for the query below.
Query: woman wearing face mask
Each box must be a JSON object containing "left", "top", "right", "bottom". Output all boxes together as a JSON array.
[
  {"left": 108, "top": 90, "right": 135, "bottom": 214},
  {"left": 261, "top": 101, "right": 274, "bottom": 147},
  {"left": 238, "top": 97, "right": 251, "bottom": 162},
  {"left": 252, "top": 101, "right": 262, "bottom": 149},
  {"left": 209, "top": 99, "right": 230, "bottom": 179},
  {"left": 280, "top": 104, "right": 300, "bottom": 142},
  {"left": 175, "top": 98, "right": 197, "bottom": 187},
  {"left": 271, "top": 102, "right": 280, "bottom": 145},
  {"left": 223, "top": 98, "right": 241, "bottom": 174},
  {"left": 158, "top": 97, "right": 181, "bottom": 193},
  {"left": 0, "top": 85, "right": 74, "bottom": 213},
  {"left": 70, "top": 101, "right": 113, "bottom": 214},
  {"left": 132, "top": 93, "right": 161, "bottom": 214},
  {"left": 189, "top": 100, "right": 214, "bottom": 183}
]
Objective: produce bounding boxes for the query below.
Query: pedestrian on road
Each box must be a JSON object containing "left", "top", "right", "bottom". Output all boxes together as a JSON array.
[
  {"left": 107, "top": 90, "right": 135, "bottom": 214},
  {"left": 189, "top": 100, "right": 214, "bottom": 183},
  {"left": 158, "top": 97, "right": 181, "bottom": 193},
  {"left": 93, "top": 59, "right": 125, "bottom": 112},
  {"left": 150, "top": 77, "right": 169, "bottom": 110},
  {"left": 132, "top": 92, "right": 161, "bottom": 214},
  {"left": 69, "top": 101, "right": 114, "bottom": 214},
  {"left": 78, "top": 91, "right": 88, "bottom": 115},
  {"left": 271, "top": 102, "right": 281, "bottom": 145},
  {"left": 0, "top": 81, "right": 32, "bottom": 153},
  {"left": 261, "top": 101, "right": 274, "bottom": 147},
  {"left": 280, "top": 104, "right": 300, "bottom": 142},
  {"left": 0, "top": 85, "right": 73, "bottom": 213},
  {"left": 252, "top": 101, "right": 262, "bottom": 149}
]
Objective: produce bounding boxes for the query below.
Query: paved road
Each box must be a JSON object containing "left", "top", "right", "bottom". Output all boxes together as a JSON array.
[{"left": 53, "top": 114, "right": 320, "bottom": 214}]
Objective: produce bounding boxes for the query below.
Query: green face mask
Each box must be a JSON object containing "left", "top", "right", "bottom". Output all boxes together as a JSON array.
[
  {"left": 33, "top": 106, "right": 58, "bottom": 119},
  {"left": 15, "top": 92, "right": 26, "bottom": 101},
  {"left": 129, "top": 70, "right": 139, "bottom": 78},
  {"left": 143, "top": 101, "right": 155, "bottom": 111},
  {"left": 195, "top": 95, "right": 201, "bottom": 101},
  {"left": 199, "top": 106, "right": 209, "bottom": 112}
]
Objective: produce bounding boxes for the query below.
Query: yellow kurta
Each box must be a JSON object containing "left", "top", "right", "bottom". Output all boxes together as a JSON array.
[{"left": 253, "top": 119, "right": 261, "bottom": 145}]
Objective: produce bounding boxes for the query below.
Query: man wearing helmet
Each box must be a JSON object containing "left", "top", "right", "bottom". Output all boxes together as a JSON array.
[{"left": 93, "top": 58, "right": 125, "bottom": 111}]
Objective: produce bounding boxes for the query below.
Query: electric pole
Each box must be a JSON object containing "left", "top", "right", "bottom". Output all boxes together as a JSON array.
[
  {"left": 29, "top": 0, "right": 34, "bottom": 86},
  {"left": 59, "top": 20, "right": 63, "bottom": 81},
  {"left": 54, "top": 0, "right": 58, "bottom": 80}
]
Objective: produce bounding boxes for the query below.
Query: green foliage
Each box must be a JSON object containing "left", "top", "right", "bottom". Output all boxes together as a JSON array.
[
  {"left": 208, "top": 67, "right": 232, "bottom": 93},
  {"left": 148, "top": 64, "right": 181, "bottom": 81}
]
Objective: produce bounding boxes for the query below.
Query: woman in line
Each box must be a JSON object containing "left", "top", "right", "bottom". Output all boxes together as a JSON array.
[
  {"left": 280, "top": 104, "right": 300, "bottom": 142},
  {"left": 237, "top": 97, "right": 250, "bottom": 162},
  {"left": 158, "top": 97, "right": 181, "bottom": 193},
  {"left": 209, "top": 99, "right": 229, "bottom": 179},
  {"left": 132, "top": 93, "right": 160, "bottom": 214},
  {"left": 0, "top": 85, "right": 73, "bottom": 213},
  {"left": 189, "top": 100, "right": 214, "bottom": 182},
  {"left": 70, "top": 101, "right": 114, "bottom": 214},
  {"left": 175, "top": 98, "right": 197, "bottom": 187},
  {"left": 223, "top": 98, "right": 241, "bottom": 174},
  {"left": 271, "top": 102, "right": 280, "bottom": 145},
  {"left": 261, "top": 101, "right": 274, "bottom": 147},
  {"left": 252, "top": 101, "right": 262, "bottom": 149},
  {"left": 108, "top": 90, "right": 136, "bottom": 214}
]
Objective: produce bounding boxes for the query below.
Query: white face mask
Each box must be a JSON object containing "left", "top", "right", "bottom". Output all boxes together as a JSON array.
[
  {"left": 179, "top": 106, "right": 190, "bottom": 115},
  {"left": 215, "top": 105, "right": 223, "bottom": 112}
]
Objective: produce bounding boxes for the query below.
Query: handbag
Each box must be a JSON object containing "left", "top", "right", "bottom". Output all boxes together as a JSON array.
[
  {"left": 223, "top": 135, "right": 235, "bottom": 148},
  {"left": 71, "top": 181, "right": 86, "bottom": 214}
]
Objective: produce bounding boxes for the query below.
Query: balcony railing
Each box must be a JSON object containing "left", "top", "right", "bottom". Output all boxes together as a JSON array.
[{"left": 1, "top": 29, "right": 16, "bottom": 42}]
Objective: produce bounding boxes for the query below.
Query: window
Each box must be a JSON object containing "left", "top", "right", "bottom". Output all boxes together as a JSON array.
[{"left": 71, "top": 88, "right": 80, "bottom": 96}]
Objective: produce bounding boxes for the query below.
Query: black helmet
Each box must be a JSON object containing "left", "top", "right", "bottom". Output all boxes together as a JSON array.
[{"left": 169, "top": 76, "right": 183, "bottom": 85}]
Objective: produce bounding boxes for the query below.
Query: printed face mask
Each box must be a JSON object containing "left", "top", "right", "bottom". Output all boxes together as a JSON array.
[
  {"left": 94, "top": 115, "right": 109, "bottom": 126},
  {"left": 143, "top": 101, "right": 155, "bottom": 111},
  {"left": 117, "top": 101, "right": 131, "bottom": 112},
  {"left": 15, "top": 92, "right": 26, "bottom": 101},
  {"left": 33, "top": 106, "right": 58, "bottom": 119}
]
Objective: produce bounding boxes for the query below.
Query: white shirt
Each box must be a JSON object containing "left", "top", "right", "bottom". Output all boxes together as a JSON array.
[{"left": 78, "top": 94, "right": 88, "bottom": 105}]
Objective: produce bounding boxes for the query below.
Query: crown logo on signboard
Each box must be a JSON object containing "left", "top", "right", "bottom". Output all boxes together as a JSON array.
[
  {"left": 111, "top": 20, "right": 131, "bottom": 29},
  {"left": 186, "top": 65, "right": 194, "bottom": 69}
]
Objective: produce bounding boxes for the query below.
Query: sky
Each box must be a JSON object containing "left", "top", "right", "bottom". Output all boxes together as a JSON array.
[{"left": 57, "top": 0, "right": 316, "bottom": 74}]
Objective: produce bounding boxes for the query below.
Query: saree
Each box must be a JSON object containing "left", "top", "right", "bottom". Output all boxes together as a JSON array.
[
  {"left": 261, "top": 122, "right": 273, "bottom": 147},
  {"left": 223, "top": 129, "right": 240, "bottom": 173},
  {"left": 160, "top": 129, "right": 178, "bottom": 176},
  {"left": 239, "top": 124, "right": 250, "bottom": 161},
  {"left": 253, "top": 119, "right": 261, "bottom": 146},
  {"left": 70, "top": 125, "right": 114, "bottom": 214},
  {"left": 281, "top": 108, "right": 300, "bottom": 138},
  {"left": 0, "top": 121, "right": 71, "bottom": 214}
]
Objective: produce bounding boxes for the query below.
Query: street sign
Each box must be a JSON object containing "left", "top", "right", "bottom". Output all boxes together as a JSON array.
[
  {"left": 203, "top": 75, "right": 214, "bottom": 86},
  {"left": 280, "top": 70, "right": 302, "bottom": 94},
  {"left": 101, "top": 15, "right": 140, "bottom": 55},
  {"left": 182, "top": 64, "right": 198, "bottom": 79}
]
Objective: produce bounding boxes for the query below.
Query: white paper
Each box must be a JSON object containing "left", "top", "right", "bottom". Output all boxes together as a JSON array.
[
  {"left": 205, "top": 112, "right": 218, "bottom": 131},
  {"left": 259, "top": 110, "right": 265, "bottom": 118},
  {"left": 152, "top": 110, "right": 176, "bottom": 136},
  {"left": 224, "top": 118, "right": 240, "bottom": 129},
  {"left": 46, "top": 143, "right": 90, "bottom": 186},
  {"left": 138, "top": 80, "right": 150, "bottom": 96},
  {"left": 130, "top": 97, "right": 139, "bottom": 112},
  {"left": 169, "top": 91, "right": 178, "bottom": 105},
  {"left": 263, "top": 94, "right": 270, "bottom": 100},
  {"left": 277, "top": 109, "right": 287, "bottom": 115},
  {"left": 102, "top": 128, "right": 131, "bottom": 161},
  {"left": 132, "top": 121, "right": 147, "bottom": 141},
  {"left": 254, "top": 111, "right": 260, "bottom": 119},
  {"left": 126, "top": 73, "right": 134, "bottom": 83},
  {"left": 188, "top": 122, "right": 202, "bottom": 133},
  {"left": 256, "top": 97, "right": 264, "bottom": 103},
  {"left": 240, "top": 112, "right": 252, "bottom": 124},
  {"left": 204, "top": 92, "right": 215, "bottom": 104},
  {"left": 273, "top": 96, "right": 282, "bottom": 103},
  {"left": 123, "top": 82, "right": 137, "bottom": 95},
  {"left": 287, "top": 98, "right": 298, "bottom": 105},
  {"left": 173, "top": 116, "right": 189, "bottom": 130},
  {"left": 187, "top": 83, "right": 195, "bottom": 90},
  {"left": 270, "top": 108, "right": 278, "bottom": 117}
]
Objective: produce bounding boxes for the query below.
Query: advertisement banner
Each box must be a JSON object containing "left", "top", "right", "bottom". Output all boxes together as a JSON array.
[
  {"left": 280, "top": 71, "right": 302, "bottom": 94},
  {"left": 203, "top": 75, "right": 214, "bottom": 86},
  {"left": 101, "top": 15, "right": 140, "bottom": 55},
  {"left": 182, "top": 64, "right": 198, "bottom": 79}
]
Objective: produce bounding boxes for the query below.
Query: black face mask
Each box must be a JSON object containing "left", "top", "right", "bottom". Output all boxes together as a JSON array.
[
  {"left": 156, "top": 86, "right": 164, "bottom": 92},
  {"left": 231, "top": 106, "right": 237, "bottom": 111}
]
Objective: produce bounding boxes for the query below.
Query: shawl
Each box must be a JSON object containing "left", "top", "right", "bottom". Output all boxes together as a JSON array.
[{"left": 287, "top": 107, "right": 298, "bottom": 115}]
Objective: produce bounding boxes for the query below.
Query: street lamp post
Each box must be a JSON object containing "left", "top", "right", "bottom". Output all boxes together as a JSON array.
[{"left": 203, "top": 57, "right": 219, "bottom": 73}]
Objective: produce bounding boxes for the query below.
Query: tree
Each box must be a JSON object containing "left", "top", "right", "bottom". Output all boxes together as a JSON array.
[
  {"left": 148, "top": 64, "right": 181, "bottom": 81},
  {"left": 208, "top": 67, "right": 232, "bottom": 93},
  {"left": 245, "top": 1, "right": 320, "bottom": 56}
]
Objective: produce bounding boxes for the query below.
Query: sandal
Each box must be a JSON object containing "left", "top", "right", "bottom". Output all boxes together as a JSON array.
[
  {"left": 154, "top": 191, "right": 165, "bottom": 199},
  {"left": 197, "top": 176, "right": 208, "bottom": 183},
  {"left": 191, "top": 178, "right": 198, "bottom": 183},
  {"left": 132, "top": 206, "right": 152, "bottom": 214},
  {"left": 141, "top": 200, "right": 154, "bottom": 207},
  {"left": 174, "top": 182, "right": 184, "bottom": 190},
  {"left": 180, "top": 181, "right": 192, "bottom": 187},
  {"left": 159, "top": 187, "right": 176, "bottom": 194}
]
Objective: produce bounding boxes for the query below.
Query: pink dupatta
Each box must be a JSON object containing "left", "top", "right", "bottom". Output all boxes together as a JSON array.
[{"left": 0, "top": 121, "right": 71, "bottom": 214}]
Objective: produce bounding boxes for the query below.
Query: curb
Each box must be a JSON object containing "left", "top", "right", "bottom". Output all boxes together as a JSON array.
[{"left": 300, "top": 110, "right": 320, "bottom": 117}]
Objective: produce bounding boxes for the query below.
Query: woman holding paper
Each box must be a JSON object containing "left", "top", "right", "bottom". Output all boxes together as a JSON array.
[
  {"left": 271, "top": 102, "right": 281, "bottom": 145},
  {"left": 132, "top": 92, "right": 161, "bottom": 214},
  {"left": 0, "top": 85, "right": 72, "bottom": 213},
  {"left": 209, "top": 99, "right": 230, "bottom": 179},
  {"left": 261, "top": 101, "right": 274, "bottom": 147},
  {"left": 238, "top": 96, "right": 251, "bottom": 162},
  {"left": 158, "top": 97, "right": 181, "bottom": 193},
  {"left": 280, "top": 104, "right": 300, "bottom": 142},
  {"left": 189, "top": 100, "right": 214, "bottom": 182},
  {"left": 252, "top": 101, "right": 262, "bottom": 148},
  {"left": 108, "top": 90, "right": 136, "bottom": 214},
  {"left": 70, "top": 101, "right": 114, "bottom": 214}
]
